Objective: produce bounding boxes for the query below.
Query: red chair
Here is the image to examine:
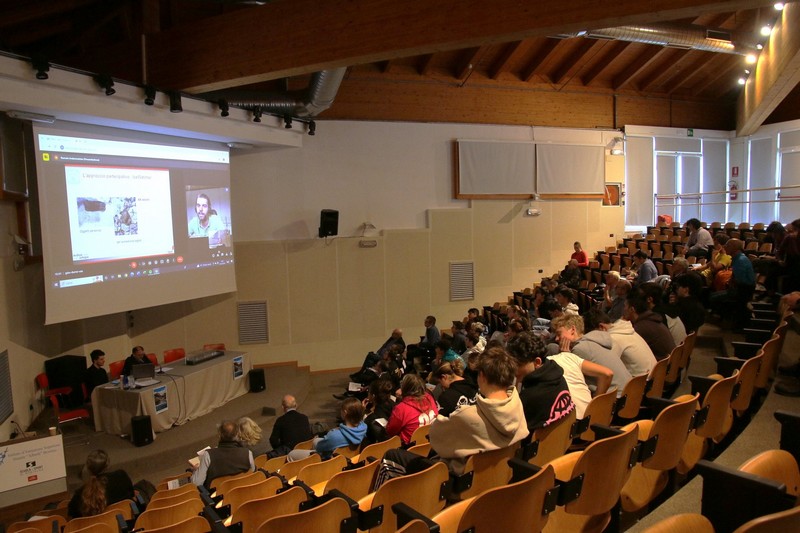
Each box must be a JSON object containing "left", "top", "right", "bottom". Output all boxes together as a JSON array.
[
  {"left": 164, "top": 348, "right": 186, "bottom": 364},
  {"left": 49, "top": 395, "right": 90, "bottom": 445},
  {"left": 109, "top": 361, "right": 125, "bottom": 380},
  {"left": 35, "top": 373, "right": 72, "bottom": 403},
  {"left": 203, "top": 343, "right": 226, "bottom": 351},
  {"left": 146, "top": 353, "right": 159, "bottom": 366}
]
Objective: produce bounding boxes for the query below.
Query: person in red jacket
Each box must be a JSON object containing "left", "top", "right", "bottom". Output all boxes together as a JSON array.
[
  {"left": 385, "top": 374, "right": 437, "bottom": 444},
  {"left": 571, "top": 241, "right": 589, "bottom": 267}
]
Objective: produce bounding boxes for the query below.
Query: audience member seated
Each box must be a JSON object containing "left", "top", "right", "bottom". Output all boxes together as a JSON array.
[
  {"left": 753, "top": 221, "right": 787, "bottom": 294},
  {"left": 68, "top": 450, "right": 134, "bottom": 518},
  {"left": 667, "top": 277, "right": 706, "bottom": 334},
  {"left": 629, "top": 250, "right": 657, "bottom": 287},
  {"left": 506, "top": 333, "right": 574, "bottom": 431},
  {"left": 191, "top": 420, "right": 255, "bottom": 488},
  {"left": 288, "top": 398, "right": 367, "bottom": 461},
  {"left": 669, "top": 257, "right": 706, "bottom": 300},
  {"left": 464, "top": 307, "right": 485, "bottom": 327},
  {"left": 84, "top": 349, "right": 109, "bottom": 397},
  {"left": 268, "top": 394, "right": 314, "bottom": 458},
  {"left": 602, "top": 276, "right": 629, "bottom": 321},
  {"left": 237, "top": 416, "right": 269, "bottom": 457},
  {"left": 350, "top": 328, "right": 405, "bottom": 380},
  {"left": 529, "top": 286, "right": 549, "bottom": 320},
  {"left": 710, "top": 238, "right": 756, "bottom": 331},
  {"left": 559, "top": 259, "right": 582, "bottom": 289},
  {"left": 780, "top": 219, "right": 800, "bottom": 293},
  {"left": 585, "top": 310, "right": 657, "bottom": 377},
  {"left": 385, "top": 374, "right": 438, "bottom": 445},
  {"left": 122, "top": 345, "right": 149, "bottom": 376},
  {"left": 336, "top": 353, "right": 384, "bottom": 400},
  {"left": 431, "top": 359, "right": 478, "bottom": 417},
  {"left": 571, "top": 241, "right": 589, "bottom": 267},
  {"left": 694, "top": 233, "right": 731, "bottom": 290},
  {"left": 450, "top": 321, "right": 468, "bottom": 354},
  {"left": 376, "top": 347, "right": 529, "bottom": 484},
  {"left": 363, "top": 377, "right": 397, "bottom": 445},
  {"left": 624, "top": 291, "right": 675, "bottom": 360},
  {"left": 550, "top": 314, "right": 631, "bottom": 400},
  {"left": 685, "top": 218, "right": 713, "bottom": 258},
  {"left": 554, "top": 285, "right": 579, "bottom": 316},
  {"left": 638, "top": 283, "right": 688, "bottom": 345},
  {"left": 423, "top": 315, "right": 440, "bottom": 345}
]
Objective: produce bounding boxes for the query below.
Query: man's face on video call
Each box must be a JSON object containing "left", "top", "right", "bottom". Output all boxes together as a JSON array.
[{"left": 196, "top": 197, "right": 209, "bottom": 222}]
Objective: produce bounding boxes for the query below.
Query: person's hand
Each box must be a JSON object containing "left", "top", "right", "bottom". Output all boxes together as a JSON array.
[
  {"left": 668, "top": 293, "right": 677, "bottom": 304},
  {"left": 559, "top": 336, "right": 572, "bottom": 353}
]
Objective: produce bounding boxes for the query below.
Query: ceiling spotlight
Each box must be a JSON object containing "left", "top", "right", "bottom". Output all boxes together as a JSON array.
[
  {"left": 31, "top": 55, "right": 49, "bottom": 80},
  {"left": 308, "top": 120, "right": 316, "bottom": 136},
  {"left": 744, "top": 69, "right": 751, "bottom": 75},
  {"left": 738, "top": 77, "right": 746, "bottom": 85},
  {"left": 169, "top": 91, "right": 182, "bottom": 113},
  {"left": 774, "top": 2, "right": 785, "bottom": 10},
  {"left": 283, "top": 116, "right": 293, "bottom": 129},
  {"left": 252, "top": 107, "right": 262, "bottom": 123},
  {"left": 757, "top": 43, "right": 764, "bottom": 50},
  {"left": 745, "top": 53, "right": 757, "bottom": 64},
  {"left": 218, "top": 99, "right": 229, "bottom": 117},
  {"left": 143, "top": 85, "right": 156, "bottom": 106},
  {"left": 760, "top": 25, "right": 772, "bottom": 37},
  {"left": 94, "top": 74, "right": 115, "bottom": 95}
]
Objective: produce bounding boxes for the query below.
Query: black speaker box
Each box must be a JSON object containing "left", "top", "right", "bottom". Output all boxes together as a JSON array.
[
  {"left": 249, "top": 368, "right": 266, "bottom": 393},
  {"left": 131, "top": 415, "right": 153, "bottom": 447},
  {"left": 318, "top": 209, "right": 339, "bottom": 238},
  {"left": 44, "top": 355, "right": 86, "bottom": 407}
]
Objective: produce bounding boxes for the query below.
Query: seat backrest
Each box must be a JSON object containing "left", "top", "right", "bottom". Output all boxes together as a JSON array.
[
  {"left": 406, "top": 441, "right": 431, "bottom": 457},
  {"left": 62, "top": 524, "right": 115, "bottom": 533},
  {"left": 35, "top": 373, "right": 49, "bottom": 390},
  {"left": 640, "top": 513, "right": 714, "bottom": 533},
  {"left": 163, "top": 348, "right": 186, "bottom": 364},
  {"left": 332, "top": 443, "right": 361, "bottom": 459},
  {"left": 231, "top": 485, "right": 307, "bottom": 533},
  {"left": 647, "top": 357, "right": 669, "bottom": 399},
  {"left": 224, "top": 476, "right": 282, "bottom": 516},
  {"left": 696, "top": 372, "right": 738, "bottom": 441},
  {"left": 731, "top": 354, "right": 762, "bottom": 413},
  {"left": 256, "top": 496, "right": 351, "bottom": 533},
  {"left": 738, "top": 449, "right": 800, "bottom": 498},
  {"left": 642, "top": 394, "right": 699, "bottom": 471},
  {"left": 146, "top": 489, "right": 201, "bottom": 510},
  {"left": 152, "top": 476, "right": 195, "bottom": 496},
  {"left": 580, "top": 388, "right": 617, "bottom": 441},
  {"left": 357, "top": 435, "right": 401, "bottom": 462},
  {"left": 103, "top": 499, "right": 136, "bottom": 521},
  {"left": 8, "top": 516, "right": 66, "bottom": 533},
  {"left": 323, "top": 458, "right": 380, "bottom": 501},
  {"left": 732, "top": 505, "right": 800, "bottom": 533},
  {"left": 134, "top": 499, "right": 204, "bottom": 530},
  {"left": 529, "top": 408, "right": 576, "bottom": 467},
  {"left": 145, "top": 353, "right": 159, "bottom": 366},
  {"left": 292, "top": 438, "right": 315, "bottom": 450},
  {"left": 277, "top": 453, "right": 321, "bottom": 480},
  {"left": 108, "top": 361, "right": 124, "bottom": 380},
  {"left": 63, "top": 510, "right": 122, "bottom": 533},
  {"left": 409, "top": 423, "right": 431, "bottom": 446},
  {"left": 203, "top": 343, "right": 226, "bottom": 351},
  {"left": 257, "top": 454, "right": 287, "bottom": 472},
  {"left": 459, "top": 442, "right": 521, "bottom": 499},
  {"left": 140, "top": 515, "right": 211, "bottom": 533},
  {"left": 215, "top": 471, "right": 264, "bottom": 498},
  {"left": 617, "top": 374, "right": 648, "bottom": 419},
  {"left": 296, "top": 454, "right": 347, "bottom": 487},
  {"left": 679, "top": 332, "right": 697, "bottom": 370},
  {"left": 664, "top": 344, "right": 684, "bottom": 384},
  {"left": 755, "top": 336, "right": 780, "bottom": 390},
  {"left": 368, "top": 462, "right": 449, "bottom": 533}
]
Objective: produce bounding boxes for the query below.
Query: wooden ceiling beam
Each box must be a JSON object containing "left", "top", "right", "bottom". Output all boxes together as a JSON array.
[
  {"left": 580, "top": 40, "right": 630, "bottom": 86},
  {"left": 636, "top": 48, "right": 693, "bottom": 91},
  {"left": 418, "top": 53, "right": 435, "bottom": 76},
  {"left": 455, "top": 47, "right": 483, "bottom": 80},
  {"left": 143, "top": 0, "right": 778, "bottom": 93},
  {"left": 521, "top": 39, "right": 562, "bottom": 82},
  {"left": 738, "top": 2, "right": 800, "bottom": 135},
  {"left": 666, "top": 53, "right": 716, "bottom": 94},
  {"left": 612, "top": 47, "right": 664, "bottom": 90},
  {"left": 693, "top": 55, "right": 741, "bottom": 96},
  {"left": 489, "top": 41, "right": 525, "bottom": 80},
  {"left": 550, "top": 38, "right": 598, "bottom": 85},
  {"left": 0, "top": 0, "right": 98, "bottom": 29}
]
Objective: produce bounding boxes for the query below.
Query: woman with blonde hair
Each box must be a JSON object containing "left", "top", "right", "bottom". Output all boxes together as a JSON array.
[
  {"left": 237, "top": 416, "right": 269, "bottom": 457},
  {"left": 68, "top": 450, "right": 134, "bottom": 518},
  {"left": 432, "top": 358, "right": 478, "bottom": 417}
]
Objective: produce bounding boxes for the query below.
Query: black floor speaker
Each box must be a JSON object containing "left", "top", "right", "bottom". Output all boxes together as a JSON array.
[
  {"left": 249, "top": 368, "right": 266, "bottom": 392},
  {"left": 131, "top": 415, "right": 153, "bottom": 447}
]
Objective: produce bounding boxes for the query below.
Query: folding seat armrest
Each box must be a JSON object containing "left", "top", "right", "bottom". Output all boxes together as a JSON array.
[
  {"left": 391, "top": 503, "right": 441, "bottom": 532},
  {"left": 570, "top": 416, "right": 591, "bottom": 439},
  {"left": 449, "top": 470, "right": 473, "bottom": 495},
  {"left": 744, "top": 328, "right": 772, "bottom": 344},
  {"left": 775, "top": 410, "right": 800, "bottom": 465},
  {"left": 748, "top": 318, "right": 776, "bottom": 330},
  {"left": 291, "top": 479, "right": 317, "bottom": 500},
  {"left": 509, "top": 457, "right": 542, "bottom": 483},
  {"left": 642, "top": 396, "right": 677, "bottom": 417},
  {"left": 731, "top": 341, "right": 761, "bottom": 359},
  {"left": 713, "top": 357, "right": 745, "bottom": 377},
  {"left": 203, "top": 505, "right": 228, "bottom": 532},
  {"left": 116, "top": 513, "right": 130, "bottom": 533},
  {"left": 589, "top": 424, "right": 623, "bottom": 441},
  {"left": 198, "top": 486, "right": 216, "bottom": 506},
  {"left": 687, "top": 375, "right": 717, "bottom": 402}
]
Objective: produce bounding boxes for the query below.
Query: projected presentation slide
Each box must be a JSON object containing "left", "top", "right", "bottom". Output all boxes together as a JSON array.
[{"left": 65, "top": 165, "right": 175, "bottom": 262}]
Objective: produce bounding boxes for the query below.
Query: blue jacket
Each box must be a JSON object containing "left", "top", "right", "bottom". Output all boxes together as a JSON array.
[{"left": 314, "top": 422, "right": 367, "bottom": 458}]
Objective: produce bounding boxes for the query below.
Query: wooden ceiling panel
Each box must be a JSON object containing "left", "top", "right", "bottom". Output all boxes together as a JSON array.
[{"left": 580, "top": 40, "right": 632, "bottom": 87}]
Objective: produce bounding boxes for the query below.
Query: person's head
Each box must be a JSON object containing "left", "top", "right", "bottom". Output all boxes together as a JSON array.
[
  {"left": 131, "top": 346, "right": 145, "bottom": 360},
  {"left": 605, "top": 270, "right": 621, "bottom": 287},
  {"left": 504, "top": 319, "right": 526, "bottom": 341},
  {"left": 554, "top": 286, "right": 575, "bottom": 307},
  {"left": 432, "top": 359, "right": 465, "bottom": 388},
  {"left": 90, "top": 349, "right": 105, "bottom": 368},
  {"left": 281, "top": 394, "right": 297, "bottom": 411},
  {"left": 195, "top": 193, "right": 211, "bottom": 223},
  {"left": 218, "top": 420, "right": 238, "bottom": 442},
  {"left": 766, "top": 221, "right": 786, "bottom": 239},
  {"left": 400, "top": 374, "right": 427, "bottom": 400},
  {"left": 466, "top": 331, "right": 480, "bottom": 348},
  {"left": 506, "top": 332, "right": 548, "bottom": 379},
  {"left": 470, "top": 321, "right": 485, "bottom": 335},
  {"left": 673, "top": 276, "right": 694, "bottom": 298},
  {"left": 80, "top": 450, "right": 111, "bottom": 516},
  {"left": 573, "top": 241, "right": 582, "bottom": 252},
  {"left": 788, "top": 219, "right": 800, "bottom": 235},
  {"left": 672, "top": 257, "right": 689, "bottom": 276},
  {"left": 725, "top": 238, "right": 744, "bottom": 256},
  {"left": 533, "top": 286, "right": 547, "bottom": 303},
  {"left": 624, "top": 291, "right": 649, "bottom": 322},
  {"left": 390, "top": 328, "right": 403, "bottom": 339},
  {"left": 85, "top": 449, "right": 109, "bottom": 477},
  {"left": 434, "top": 339, "right": 451, "bottom": 358},
  {"left": 340, "top": 397, "right": 365, "bottom": 427},
  {"left": 368, "top": 377, "right": 395, "bottom": 406},
  {"left": 568, "top": 258, "right": 579, "bottom": 269},
  {"left": 551, "top": 314, "right": 584, "bottom": 345},
  {"left": 467, "top": 308, "right": 480, "bottom": 320},
  {"left": 476, "top": 347, "right": 517, "bottom": 392},
  {"left": 615, "top": 279, "right": 632, "bottom": 298},
  {"left": 638, "top": 282, "right": 663, "bottom": 309},
  {"left": 633, "top": 250, "right": 649, "bottom": 265},
  {"left": 452, "top": 320, "right": 465, "bottom": 333},
  {"left": 685, "top": 218, "right": 701, "bottom": 232},
  {"left": 424, "top": 315, "right": 436, "bottom": 327},
  {"left": 366, "top": 352, "right": 382, "bottom": 369},
  {"left": 583, "top": 308, "right": 612, "bottom": 332},
  {"left": 236, "top": 417, "right": 262, "bottom": 446},
  {"left": 714, "top": 232, "right": 730, "bottom": 249}
]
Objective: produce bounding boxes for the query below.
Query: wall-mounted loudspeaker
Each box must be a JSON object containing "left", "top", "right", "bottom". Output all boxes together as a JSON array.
[{"left": 319, "top": 209, "right": 339, "bottom": 238}]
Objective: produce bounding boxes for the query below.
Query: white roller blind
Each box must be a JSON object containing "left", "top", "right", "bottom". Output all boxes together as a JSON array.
[
  {"left": 779, "top": 150, "right": 800, "bottom": 222},
  {"left": 457, "top": 140, "right": 535, "bottom": 195},
  {"left": 626, "top": 136, "right": 655, "bottom": 226},
  {"left": 749, "top": 138, "right": 776, "bottom": 224},
  {"left": 702, "top": 139, "right": 727, "bottom": 224},
  {"left": 536, "top": 144, "right": 604, "bottom": 194}
]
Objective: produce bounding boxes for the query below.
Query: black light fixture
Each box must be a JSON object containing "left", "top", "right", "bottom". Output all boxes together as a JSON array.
[
  {"left": 308, "top": 120, "right": 316, "bottom": 136},
  {"left": 31, "top": 55, "right": 50, "bottom": 80},
  {"left": 283, "top": 115, "right": 293, "bottom": 129},
  {"left": 218, "top": 99, "right": 229, "bottom": 117},
  {"left": 169, "top": 91, "right": 182, "bottom": 113},
  {"left": 143, "top": 85, "right": 156, "bottom": 106},
  {"left": 94, "top": 74, "right": 115, "bottom": 95},
  {"left": 252, "top": 107, "right": 262, "bottom": 122}
]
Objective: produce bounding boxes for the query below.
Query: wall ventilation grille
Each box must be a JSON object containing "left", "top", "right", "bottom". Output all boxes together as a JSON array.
[
  {"left": 238, "top": 301, "right": 269, "bottom": 344},
  {"left": 449, "top": 261, "right": 475, "bottom": 301}
]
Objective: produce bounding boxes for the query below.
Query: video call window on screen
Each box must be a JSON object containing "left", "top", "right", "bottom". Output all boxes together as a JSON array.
[{"left": 34, "top": 121, "right": 238, "bottom": 324}]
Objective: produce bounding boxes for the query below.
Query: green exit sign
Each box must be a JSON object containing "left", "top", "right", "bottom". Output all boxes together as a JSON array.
[{"left": 687, "top": 128, "right": 694, "bottom": 137}]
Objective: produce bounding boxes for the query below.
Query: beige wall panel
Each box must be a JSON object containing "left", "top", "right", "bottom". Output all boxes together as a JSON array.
[
  {"left": 235, "top": 241, "right": 291, "bottom": 346},
  {"left": 133, "top": 302, "right": 192, "bottom": 360},
  {"left": 384, "top": 229, "right": 431, "bottom": 331},
  {"left": 547, "top": 199, "right": 589, "bottom": 271},
  {"left": 429, "top": 209, "right": 473, "bottom": 307},
  {"left": 337, "top": 237, "right": 387, "bottom": 340},
  {"left": 606, "top": 154, "right": 625, "bottom": 182},
  {"left": 518, "top": 200, "right": 554, "bottom": 278},
  {"left": 471, "top": 201, "right": 514, "bottom": 290},
  {"left": 183, "top": 295, "right": 238, "bottom": 352},
  {"left": 286, "top": 240, "right": 339, "bottom": 344}
]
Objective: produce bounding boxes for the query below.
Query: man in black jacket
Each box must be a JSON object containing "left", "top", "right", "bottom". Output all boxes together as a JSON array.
[{"left": 268, "top": 395, "right": 314, "bottom": 457}]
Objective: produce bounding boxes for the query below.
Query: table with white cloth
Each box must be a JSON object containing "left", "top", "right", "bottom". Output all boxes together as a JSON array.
[{"left": 91, "top": 351, "right": 252, "bottom": 436}]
